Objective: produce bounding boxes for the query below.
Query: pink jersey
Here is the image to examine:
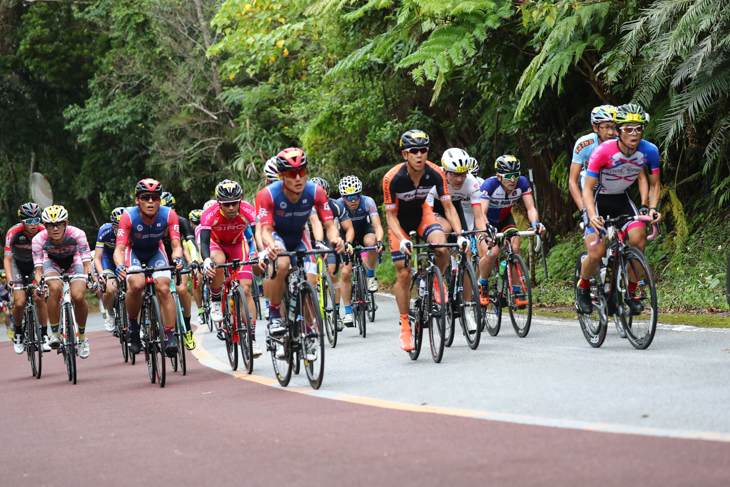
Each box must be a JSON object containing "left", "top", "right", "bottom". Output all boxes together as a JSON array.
[
  {"left": 32, "top": 225, "right": 91, "bottom": 267},
  {"left": 200, "top": 201, "right": 256, "bottom": 245}
]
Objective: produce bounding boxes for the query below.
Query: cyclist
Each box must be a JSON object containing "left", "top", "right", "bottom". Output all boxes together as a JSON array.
[
  {"left": 94, "top": 207, "right": 126, "bottom": 333},
  {"left": 383, "top": 130, "right": 467, "bottom": 352},
  {"left": 0, "top": 270, "right": 12, "bottom": 338},
  {"left": 161, "top": 192, "right": 196, "bottom": 350},
  {"left": 255, "top": 148, "right": 344, "bottom": 336},
  {"left": 188, "top": 209, "right": 204, "bottom": 321},
  {"left": 577, "top": 103, "right": 661, "bottom": 315},
  {"left": 310, "top": 177, "right": 354, "bottom": 328},
  {"left": 114, "top": 178, "right": 184, "bottom": 357},
  {"left": 4, "top": 203, "right": 49, "bottom": 354},
  {"left": 478, "top": 155, "right": 546, "bottom": 305},
  {"left": 32, "top": 205, "right": 94, "bottom": 358},
  {"left": 570, "top": 106, "right": 618, "bottom": 217},
  {"left": 200, "top": 180, "right": 261, "bottom": 356}
]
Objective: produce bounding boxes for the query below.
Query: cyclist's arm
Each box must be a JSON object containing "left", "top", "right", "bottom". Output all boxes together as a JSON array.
[
  {"left": 170, "top": 238, "right": 183, "bottom": 264},
  {"left": 31, "top": 233, "right": 46, "bottom": 284},
  {"left": 638, "top": 171, "right": 649, "bottom": 207},
  {"left": 181, "top": 240, "right": 192, "bottom": 264},
  {"left": 441, "top": 199, "right": 463, "bottom": 235},
  {"left": 94, "top": 247, "right": 105, "bottom": 277},
  {"left": 521, "top": 193, "right": 543, "bottom": 233},
  {"left": 185, "top": 240, "right": 198, "bottom": 263},
  {"left": 82, "top": 259, "right": 93, "bottom": 276},
  {"left": 582, "top": 176, "right": 598, "bottom": 220},
  {"left": 199, "top": 229, "right": 212, "bottom": 260},
  {"left": 472, "top": 201, "right": 487, "bottom": 231},
  {"left": 113, "top": 212, "right": 132, "bottom": 269},
  {"left": 649, "top": 171, "right": 662, "bottom": 223},
  {"left": 3, "top": 255, "right": 13, "bottom": 284},
  {"left": 341, "top": 218, "right": 355, "bottom": 245},
  {"left": 167, "top": 210, "right": 183, "bottom": 262},
  {"left": 569, "top": 163, "right": 584, "bottom": 211},
  {"left": 309, "top": 213, "right": 323, "bottom": 241},
  {"left": 370, "top": 213, "right": 384, "bottom": 242},
  {"left": 385, "top": 209, "right": 408, "bottom": 244}
]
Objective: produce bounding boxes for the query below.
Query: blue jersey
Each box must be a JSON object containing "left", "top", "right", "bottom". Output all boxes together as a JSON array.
[
  {"left": 117, "top": 205, "right": 180, "bottom": 261},
  {"left": 480, "top": 176, "right": 533, "bottom": 223},
  {"left": 572, "top": 133, "right": 601, "bottom": 189},
  {"left": 338, "top": 195, "right": 378, "bottom": 233},
  {"left": 95, "top": 223, "right": 116, "bottom": 259}
]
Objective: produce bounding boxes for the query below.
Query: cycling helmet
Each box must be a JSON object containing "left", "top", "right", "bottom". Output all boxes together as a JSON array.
[
  {"left": 399, "top": 130, "right": 430, "bottom": 150},
  {"left": 264, "top": 157, "right": 279, "bottom": 182},
  {"left": 275, "top": 148, "right": 308, "bottom": 172},
  {"left": 590, "top": 105, "right": 616, "bottom": 125},
  {"left": 188, "top": 209, "right": 202, "bottom": 224},
  {"left": 615, "top": 103, "right": 650, "bottom": 125},
  {"left": 110, "top": 207, "right": 126, "bottom": 224},
  {"left": 339, "top": 175, "right": 362, "bottom": 196},
  {"left": 495, "top": 155, "right": 521, "bottom": 174},
  {"left": 203, "top": 200, "right": 216, "bottom": 210},
  {"left": 215, "top": 179, "right": 243, "bottom": 201},
  {"left": 18, "top": 202, "right": 41, "bottom": 220},
  {"left": 41, "top": 205, "right": 68, "bottom": 224},
  {"left": 441, "top": 148, "right": 471, "bottom": 174},
  {"left": 161, "top": 192, "right": 176, "bottom": 208},
  {"left": 135, "top": 178, "right": 162, "bottom": 196},
  {"left": 309, "top": 177, "right": 330, "bottom": 195},
  {"left": 468, "top": 157, "right": 479, "bottom": 176}
]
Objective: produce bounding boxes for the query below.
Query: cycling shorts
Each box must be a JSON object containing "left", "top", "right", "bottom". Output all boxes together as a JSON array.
[
  {"left": 584, "top": 192, "right": 642, "bottom": 237},
  {"left": 388, "top": 204, "right": 443, "bottom": 263},
  {"left": 101, "top": 252, "right": 116, "bottom": 275},
  {"left": 11, "top": 258, "right": 35, "bottom": 285},
  {"left": 125, "top": 247, "right": 171, "bottom": 281},
  {"left": 210, "top": 240, "right": 252, "bottom": 281},
  {"left": 341, "top": 224, "right": 375, "bottom": 248},
  {"left": 42, "top": 258, "right": 85, "bottom": 282},
  {"left": 272, "top": 232, "right": 316, "bottom": 275},
  {"left": 490, "top": 213, "right": 517, "bottom": 235}
]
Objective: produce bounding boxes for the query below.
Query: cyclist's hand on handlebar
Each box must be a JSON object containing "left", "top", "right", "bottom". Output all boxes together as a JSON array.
[
  {"left": 399, "top": 238, "right": 412, "bottom": 256},
  {"left": 650, "top": 210, "right": 662, "bottom": 225},
  {"left": 639, "top": 204, "right": 650, "bottom": 216},
  {"left": 331, "top": 237, "right": 345, "bottom": 254},
  {"left": 203, "top": 257, "right": 216, "bottom": 279},
  {"left": 531, "top": 222, "right": 546, "bottom": 236},
  {"left": 375, "top": 240, "right": 384, "bottom": 254},
  {"left": 267, "top": 243, "right": 282, "bottom": 261},
  {"left": 345, "top": 242, "right": 354, "bottom": 255},
  {"left": 456, "top": 235, "right": 469, "bottom": 250},
  {"left": 589, "top": 215, "right": 604, "bottom": 234},
  {"left": 315, "top": 239, "right": 328, "bottom": 251},
  {"left": 173, "top": 257, "right": 183, "bottom": 271},
  {"left": 115, "top": 264, "right": 128, "bottom": 280},
  {"left": 257, "top": 249, "right": 269, "bottom": 272}
]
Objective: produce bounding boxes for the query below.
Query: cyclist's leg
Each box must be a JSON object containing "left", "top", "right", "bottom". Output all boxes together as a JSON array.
[
  {"left": 43, "top": 262, "right": 63, "bottom": 344},
  {"left": 102, "top": 269, "right": 118, "bottom": 312},
  {"left": 68, "top": 262, "right": 89, "bottom": 335},
  {"left": 176, "top": 273, "right": 192, "bottom": 325},
  {"left": 152, "top": 273, "right": 175, "bottom": 343},
  {"left": 388, "top": 226, "right": 413, "bottom": 350},
  {"left": 419, "top": 205, "right": 448, "bottom": 274},
  {"left": 362, "top": 230, "right": 379, "bottom": 291},
  {"left": 267, "top": 233, "right": 292, "bottom": 324},
  {"left": 623, "top": 195, "right": 647, "bottom": 288},
  {"left": 582, "top": 197, "right": 609, "bottom": 280}
]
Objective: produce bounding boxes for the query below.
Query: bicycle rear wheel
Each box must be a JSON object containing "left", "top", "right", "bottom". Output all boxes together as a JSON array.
[
  {"left": 234, "top": 286, "right": 253, "bottom": 374},
  {"left": 459, "top": 260, "right": 482, "bottom": 350},
  {"left": 27, "top": 306, "right": 42, "bottom": 378},
  {"left": 408, "top": 299, "right": 424, "bottom": 361},
  {"left": 507, "top": 254, "right": 532, "bottom": 338},
  {"left": 320, "top": 271, "right": 337, "bottom": 348},
  {"left": 300, "top": 282, "right": 325, "bottom": 389},
  {"left": 444, "top": 265, "right": 455, "bottom": 348},
  {"left": 356, "top": 269, "right": 367, "bottom": 338},
  {"left": 483, "top": 266, "right": 502, "bottom": 336},
  {"left": 149, "top": 296, "right": 166, "bottom": 387},
  {"left": 619, "top": 248, "right": 657, "bottom": 350},
  {"left": 427, "top": 268, "right": 446, "bottom": 363},
  {"left": 574, "top": 251, "right": 607, "bottom": 348}
]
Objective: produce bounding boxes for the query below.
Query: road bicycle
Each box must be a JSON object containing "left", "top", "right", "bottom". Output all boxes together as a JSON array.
[
  {"left": 192, "top": 268, "right": 213, "bottom": 333},
  {"left": 482, "top": 228, "right": 541, "bottom": 338},
  {"left": 12, "top": 277, "right": 43, "bottom": 379},
  {"left": 316, "top": 252, "right": 338, "bottom": 348},
  {"left": 350, "top": 246, "right": 381, "bottom": 333},
  {"left": 213, "top": 259, "right": 254, "bottom": 374},
  {"left": 575, "top": 214, "right": 659, "bottom": 349},
  {"left": 405, "top": 236, "right": 460, "bottom": 363},
  {"left": 101, "top": 275, "right": 132, "bottom": 364},
  {"left": 268, "top": 247, "right": 333, "bottom": 389},
  {"left": 123, "top": 265, "right": 178, "bottom": 388},
  {"left": 250, "top": 275, "right": 263, "bottom": 321},
  {"left": 44, "top": 273, "right": 92, "bottom": 385},
  {"left": 443, "top": 231, "right": 482, "bottom": 350}
]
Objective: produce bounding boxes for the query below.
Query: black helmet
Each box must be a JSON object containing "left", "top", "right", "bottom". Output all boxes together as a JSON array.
[
  {"left": 161, "top": 192, "right": 176, "bottom": 208},
  {"left": 18, "top": 202, "right": 41, "bottom": 220},
  {"left": 309, "top": 177, "right": 330, "bottom": 195},
  {"left": 215, "top": 179, "right": 243, "bottom": 201},
  {"left": 399, "top": 130, "right": 430, "bottom": 150},
  {"left": 110, "top": 207, "right": 126, "bottom": 224},
  {"left": 275, "top": 148, "right": 308, "bottom": 173},
  {"left": 135, "top": 178, "right": 163, "bottom": 197},
  {"left": 495, "top": 155, "right": 521, "bottom": 174}
]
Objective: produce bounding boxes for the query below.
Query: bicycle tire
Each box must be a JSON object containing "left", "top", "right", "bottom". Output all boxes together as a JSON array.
[
  {"left": 574, "top": 251, "right": 607, "bottom": 348},
  {"left": 270, "top": 330, "right": 292, "bottom": 387},
  {"left": 483, "top": 266, "right": 502, "bottom": 336},
  {"left": 234, "top": 285, "right": 253, "bottom": 374},
  {"left": 459, "top": 259, "right": 482, "bottom": 350},
  {"left": 507, "top": 253, "right": 532, "bottom": 338},
  {"left": 250, "top": 279, "right": 261, "bottom": 320},
  {"left": 149, "top": 296, "right": 166, "bottom": 387},
  {"left": 427, "top": 268, "right": 446, "bottom": 363},
  {"left": 28, "top": 306, "right": 42, "bottom": 379},
  {"left": 320, "top": 271, "right": 337, "bottom": 348},
  {"left": 367, "top": 291, "right": 376, "bottom": 322},
  {"left": 170, "top": 295, "right": 179, "bottom": 373},
  {"left": 117, "top": 295, "right": 129, "bottom": 363},
  {"left": 408, "top": 298, "right": 423, "bottom": 361},
  {"left": 203, "top": 283, "right": 213, "bottom": 333},
  {"left": 224, "top": 295, "right": 239, "bottom": 371},
  {"left": 63, "top": 303, "right": 76, "bottom": 384},
  {"left": 300, "top": 281, "right": 325, "bottom": 389},
  {"left": 356, "top": 268, "right": 367, "bottom": 338},
  {"left": 620, "top": 247, "right": 657, "bottom": 350},
  {"left": 444, "top": 265, "right": 455, "bottom": 348}
]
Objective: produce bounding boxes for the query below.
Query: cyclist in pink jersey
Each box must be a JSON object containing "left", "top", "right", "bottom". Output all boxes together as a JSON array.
[{"left": 200, "top": 180, "right": 261, "bottom": 356}]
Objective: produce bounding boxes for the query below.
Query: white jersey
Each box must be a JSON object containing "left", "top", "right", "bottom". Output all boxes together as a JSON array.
[{"left": 427, "top": 173, "right": 482, "bottom": 231}]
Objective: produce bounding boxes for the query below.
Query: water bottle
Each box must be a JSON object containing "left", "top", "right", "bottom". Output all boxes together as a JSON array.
[
  {"left": 498, "top": 261, "right": 507, "bottom": 277},
  {"left": 418, "top": 277, "right": 426, "bottom": 298}
]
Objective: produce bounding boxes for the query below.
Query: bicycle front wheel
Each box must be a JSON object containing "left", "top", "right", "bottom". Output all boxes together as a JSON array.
[
  {"left": 234, "top": 286, "right": 253, "bottom": 374},
  {"left": 27, "top": 306, "right": 42, "bottom": 379},
  {"left": 149, "top": 296, "right": 166, "bottom": 387},
  {"left": 320, "top": 271, "right": 337, "bottom": 348},
  {"left": 507, "top": 254, "right": 532, "bottom": 337},
  {"left": 367, "top": 291, "right": 376, "bottom": 322},
  {"left": 574, "top": 251, "right": 607, "bottom": 348},
  {"left": 444, "top": 265, "right": 455, "bottom": 348},
  {"left": 459, "top": 259, "right": 482, "bottom": 350},
  {"left": 483, "top": 266, "right": 502, "bottom": 336},
  {"left": 427, "top": 268, "right": 446, "bottom": 363},
  {"left": 224, "top": 301, "right": 239, "bottom": 371},
  {"left": 176, "top": 299, "right": 187, "bottom": 375},
  {"left": 203, "top": 283, "right": 213, "bottom": 332},
  {"left": 619, "top": 248, "right": 658, "bottom": 350},
  {"left": 63, "top": 303, "right": 76, "bottom": 384},
  {"left": 356, "top": 268, "right": 367, "bottom": 338},
  {"left": 300, "top": 282, "right": 325, "bottom": 389},
  {"left": 117, "top": 296, "right": 129, "bottom": 363}
]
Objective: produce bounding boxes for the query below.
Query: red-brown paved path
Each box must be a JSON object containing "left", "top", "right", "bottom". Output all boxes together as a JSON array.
[{"left": 1, "top": 329, "right": 729, "bottom": 486}]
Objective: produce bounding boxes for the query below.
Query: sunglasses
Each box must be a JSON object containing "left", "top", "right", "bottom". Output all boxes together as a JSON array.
[
  {"left": 138, "top": 193, "right": 161, "bottom": 202},
  {"left": 22, "top": 218, "right": 40, "bottom": 225},
  {"left": 597, "top": 123, "right": 616, "bottom": 131},
  {"left": 499, "top": 173, "right": 520, "bottom": 180},
  {"left": 219, "top": 200, "right": 240, "bottom": 208},
  {"left": 45, "top": 222, "right": 66, "bottom": 230},
  {"left": 282, "top": 168, "right": 308, "bottom": 179},
  {"left": 620, "top": 125, "right": 644, "bottom": 135},
  {"left": 343, "top": 194, "right": 361, "bottom": 202},
  {"left": 407, "top": 147, "right": 428, "bottom": 154}
]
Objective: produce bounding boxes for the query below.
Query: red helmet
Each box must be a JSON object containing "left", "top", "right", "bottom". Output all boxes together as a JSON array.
[
  {"left": 135, "top": 178, "right": 163, "bottom": 197},
  {"left": 275, "top": 148, "right": 308, "bottom": 172}
]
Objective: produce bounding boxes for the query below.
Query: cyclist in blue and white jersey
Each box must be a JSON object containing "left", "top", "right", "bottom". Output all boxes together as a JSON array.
[{"left": 94, "top": 207, "right": 125, "bottom": 332}]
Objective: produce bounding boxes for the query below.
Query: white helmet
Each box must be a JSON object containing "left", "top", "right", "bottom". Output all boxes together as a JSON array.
[
  {"left": 203, "top": 200, "right": 216, "bottom": 210},
  {"left": 339, "top": 175, "right": 362, "bottom": 196},
  {"left": 468, "top": 157, "right": 479, "bottom": 176},
  {"left": 41, "top": 205, "right": 68, "bottom": 224},
  {"left": 441, "top": 148, "right": 470, "bottom": 174},
  {"left": 264, "top": 157, "right": 279, "bottom": 183}
]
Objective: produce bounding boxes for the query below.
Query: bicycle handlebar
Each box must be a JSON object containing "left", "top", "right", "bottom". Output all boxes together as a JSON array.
[
  {"left": 270, "top": 247, "right": 338, "bottom": 280},
  {"left": 586, "top": 214, "right": 659, "bottom": 247}
]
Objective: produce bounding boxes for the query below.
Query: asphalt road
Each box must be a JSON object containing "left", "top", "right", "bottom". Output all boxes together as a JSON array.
[{"left": 1, "top": 296, "right": 729, "bottom": 486}]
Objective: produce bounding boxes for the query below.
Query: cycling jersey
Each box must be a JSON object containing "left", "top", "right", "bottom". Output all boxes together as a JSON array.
[
  {"left": 32, "top": 226, "right": 91, "bottom": 279},
  {"left": 383, "top": 161, "right": 450, "bottom": 229},
  {"left": 116, "top": 206, "right": 180, "bottom": 261},
  {"left": 572, "top": 133, "right": 600, "bottom": 189},
  {"left": 200, "top": 201, "right": 256, "bottom": 245},
  {"left": 5, "top": 223, "right": 46, "bottom": 264},
  {"left": 480, "top": 176, "right": 532, "bottom": 223},
  {"left": 427, "top": 172, "right": 481, "bottom": 230},
  {"left": 163, "top": 216, "right": 194, "bottom": 264},
  {"left": 96, "top": 223, "right": 117, "bottom": 272},
  {"left": 339, "top": 196, "right": 378, "bottom": 233},
  {"left": 586, "top": 139, "right": 660, "bottom": 195}
]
